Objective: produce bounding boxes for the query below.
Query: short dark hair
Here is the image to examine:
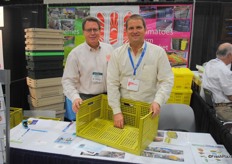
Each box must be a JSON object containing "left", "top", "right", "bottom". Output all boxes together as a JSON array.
[
  {"left": 82, "top": 16, "right": 101, "bottom": 30},
  {"left": 125, "top": 14, "right": 146, "bottom": 29}
]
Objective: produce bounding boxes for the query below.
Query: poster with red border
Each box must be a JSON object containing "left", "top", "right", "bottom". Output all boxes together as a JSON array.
[{"left": 47, "top": 4, "right": 193, "bottom": 67}]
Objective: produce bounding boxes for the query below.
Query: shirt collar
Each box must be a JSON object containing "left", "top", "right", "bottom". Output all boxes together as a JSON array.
[
  {"left": 85, "top": 42, "right": 101, "bottom": 51},
  {"left": 128, "top": 41, "right": 146, "bottom": 51}
]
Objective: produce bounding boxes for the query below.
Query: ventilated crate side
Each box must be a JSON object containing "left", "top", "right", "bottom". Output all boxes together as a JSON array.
[
  {"left": 139, "top": 112, "right": 159, "bottom": 154},
  {"left": 76, "top": 95, "right": 102, "bottom": 133},
  {"left": 172, "top": 68, "right": 194, "bottom": 90},
  {"left": 10, "top": 107, "right": 23, "bottom": 129},
  {"left": 10, "top": 113, "right": 14, "bottom": 129},
  {"left": 101, "top": 94, "right": 140, "bottom": 128},
  {"left": 167, "top": 89, "right": 192, "bottom": 105},
  {"left": 121, "top": 99, "right": 139, "bottom": 128},
  {"left": 100, "top": 95, "right": 109, "bottom": 119}
]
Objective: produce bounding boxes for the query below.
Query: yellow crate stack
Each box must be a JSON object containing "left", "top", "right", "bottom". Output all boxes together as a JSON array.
[
  {"left": 76, "top": 94, "right": 159, "bottom": 155},
  {"left": 167, "top": 68, "right": 193, "bottom": 105}
]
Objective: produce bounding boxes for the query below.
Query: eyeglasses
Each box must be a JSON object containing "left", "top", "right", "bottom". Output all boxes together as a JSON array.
[{"left": 84, "top": 28, "right": 100, "bottom": 33}]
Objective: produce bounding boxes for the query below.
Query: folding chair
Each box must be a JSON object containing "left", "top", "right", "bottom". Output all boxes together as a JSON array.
[{"left": 158, "top": 104, "right": 196, "bottom": 132}]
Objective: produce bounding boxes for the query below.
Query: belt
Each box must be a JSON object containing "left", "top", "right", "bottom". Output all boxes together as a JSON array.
[{"left": 79, "top": 93, "right": 107, "bottom": 100}]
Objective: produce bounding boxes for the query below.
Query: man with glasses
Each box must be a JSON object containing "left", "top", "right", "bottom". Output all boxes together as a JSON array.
[{"left": 62, "top": 16, "right": 114, "bottom": 120}]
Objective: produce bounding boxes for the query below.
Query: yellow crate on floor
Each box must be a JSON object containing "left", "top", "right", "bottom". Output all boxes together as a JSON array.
[
  {"left": 10, "top": 107, "right": 23, "bottom": 129},
  {"left": 172, "top": 68, "right": 194, "bottom": 90},
  {"left": 167, "top": 89, "right": 193, "bottom": 105},
  {"left": 76, "top": 94, "right": 159, "bottom": 155}
]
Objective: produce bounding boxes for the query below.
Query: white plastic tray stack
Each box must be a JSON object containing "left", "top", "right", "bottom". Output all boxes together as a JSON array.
[{"left": 25, "top": 28, "right": 64, "bottom": 51}]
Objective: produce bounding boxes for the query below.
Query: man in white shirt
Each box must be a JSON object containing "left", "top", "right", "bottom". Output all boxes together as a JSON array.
[
  {"left": 107, "top": 14, "right": 174, "bottom": 128},
  {"left": 62, "top": 16, "right": 114, "bottom": 117},
  {"left": 201, "top": 42, "right": 232, "bottom": 121}
]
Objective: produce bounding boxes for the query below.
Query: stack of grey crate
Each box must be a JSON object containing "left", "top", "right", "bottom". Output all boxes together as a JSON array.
[{"left": 24, "top": 28, "right": 66, "bottom": 120}]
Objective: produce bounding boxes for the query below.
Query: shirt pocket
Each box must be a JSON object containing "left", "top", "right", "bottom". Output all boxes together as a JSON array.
[{"left": 140, "top": 65, "right": 156, "bottom": 81}]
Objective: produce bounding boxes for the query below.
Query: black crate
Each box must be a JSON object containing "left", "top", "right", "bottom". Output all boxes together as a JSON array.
[
  {"left": 26, "top": 60, "right": 63, "bottom": 70},
  {"left": 27, "top": 69, "right": 63, "bottom": 79},
  {"left": 26, "top": 55, "right": 64, "bottom": 62}
]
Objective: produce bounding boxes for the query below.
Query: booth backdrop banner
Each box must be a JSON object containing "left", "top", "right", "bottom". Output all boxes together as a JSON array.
[{"left": 47, "top": 4, "right": 192, "bottom": 67}]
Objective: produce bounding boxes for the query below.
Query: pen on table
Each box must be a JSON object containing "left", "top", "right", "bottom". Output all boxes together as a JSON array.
[
  {"left": 20, "top": 128, "right": 30, "bottom": 138},
  {"left": 62, "top": 121, "right": 73, "bottom": 132},
  {"left": 30, "top": 129, "right": 48, "bottom": 133}
]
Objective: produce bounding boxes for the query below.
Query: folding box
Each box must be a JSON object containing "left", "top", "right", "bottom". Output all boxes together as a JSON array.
[
  {"left": 24, "top": 28, "right": 64, "bottom": 39},
  {"left": 25, "top": 44, "right": 64, "bottom": 51},
  {"left": 29, "top": 85, "right": 63, "bottom": 99},
  {"left": 26, "top": 77, "right": 62, "bottom": 88},
  {"left": 29, "top": 102, "right": 64, "bottom": 111},
  {"left": 25, "top": 38, "right": 64, "bottom": 45},
  {"left": 28, "top": 95, "right": 65, "bottom": 107}
]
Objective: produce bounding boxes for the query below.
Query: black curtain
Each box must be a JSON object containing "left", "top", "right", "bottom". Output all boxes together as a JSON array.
[
  {"left": 3, "top": 4, "right": 46, "bottom": 110},
  {"left": 190, "top": 2, "right": 222, "bottom": 70},
  {"left": 190, "top": 1, "right": 232, "bottom": 70}
]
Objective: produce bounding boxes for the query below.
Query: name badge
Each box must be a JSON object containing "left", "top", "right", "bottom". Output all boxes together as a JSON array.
[
  {"left": 92, "top": 72, "right": 103, "bottom": 83},
  {"left": 127, "top": 78, "right": 139, "bottom": 91}
]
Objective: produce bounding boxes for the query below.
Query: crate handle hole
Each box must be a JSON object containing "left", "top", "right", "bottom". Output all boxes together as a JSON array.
[
  {"left": 123, "top": 103, "right": 133, "bottom": 107},
  {"left": 88, "top": 102, "right": 94, "bottom": 106}
]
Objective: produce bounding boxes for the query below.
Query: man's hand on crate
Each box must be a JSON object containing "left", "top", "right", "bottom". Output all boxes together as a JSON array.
[
  {"left": 72, "top": 98, "right": 83, "bottom": 113},
  {"left": 113, "top": 113, "right": 124, "bottom": 129},
  {"left": 150, "top": 102, "right": 160, "bottom": 118}
]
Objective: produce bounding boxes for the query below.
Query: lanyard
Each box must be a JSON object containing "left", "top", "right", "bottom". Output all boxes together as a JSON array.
[{"left": 128, "top": 42, "right": 147, "bottom": 76}]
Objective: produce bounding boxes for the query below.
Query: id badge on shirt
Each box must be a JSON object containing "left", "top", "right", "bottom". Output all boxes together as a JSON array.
[
  {"left": 92, "top": 72, "right": 103, "bottom": 83},
  {"left": 127, "top": 78, "right": 139, "bottom": 91}
]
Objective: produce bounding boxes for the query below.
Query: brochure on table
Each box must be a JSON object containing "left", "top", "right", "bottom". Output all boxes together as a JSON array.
[{"left": 10, "top": 118, "right": 232, "bottom": 164}]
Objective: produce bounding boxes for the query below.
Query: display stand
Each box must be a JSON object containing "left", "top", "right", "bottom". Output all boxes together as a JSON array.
[{"left": 0, "top": 70, "right": 10, "bottom": 164}]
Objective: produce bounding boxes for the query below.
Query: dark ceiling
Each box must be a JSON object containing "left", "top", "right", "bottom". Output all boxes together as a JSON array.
[{"left": 0, "top": 0, "right": 43, "bottom": 5}]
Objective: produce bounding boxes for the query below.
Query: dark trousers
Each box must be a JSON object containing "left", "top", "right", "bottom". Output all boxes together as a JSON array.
[{"left": 215, "top": 103, "right": 232, "bottom": 122}]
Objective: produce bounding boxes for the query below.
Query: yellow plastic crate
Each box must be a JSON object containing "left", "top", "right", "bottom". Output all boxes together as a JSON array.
[
  {"left": 172, "top": 68, "right": 194, "bottom": 90},
  {"left": 167, "top": 89, "right": 193, "bottom": 105},
  {"left": 10, "top": 107, "right": 23, "bottom": 129},
  {"left": 76, "top": 94, "right": 159, "bottom": 155}
]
